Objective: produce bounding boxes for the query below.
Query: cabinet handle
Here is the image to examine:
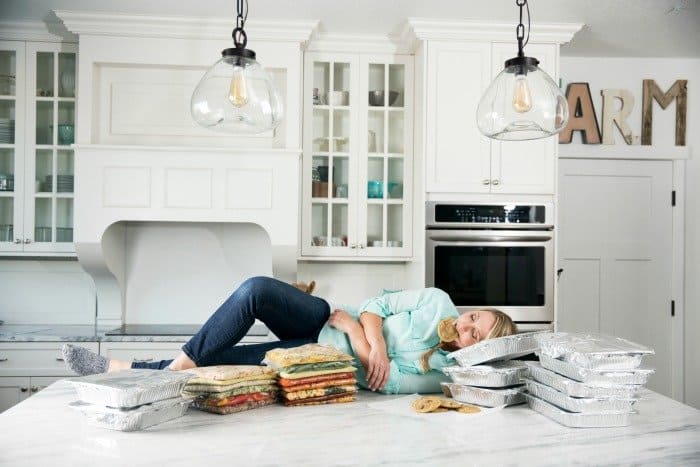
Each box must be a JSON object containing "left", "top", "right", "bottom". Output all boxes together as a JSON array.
[
  {"left": 350, "top": 244, "right": 357, "bottom": 249},
  {"left": 31, "top": 386, "right": 39, "bottom": 393},
  {"left": 14, "top": 238, "right": 22, "bottom": 244},
  {"left": 491, "top": 179, "right": 500, "bottom": 185},
  {"left": 23, "top": 238, "right": 32, "bottom": 244},
  {"left": 482, "top": 179, "right": 490, "bottom": 185},
  {"left": 56, "top": 357, "right": 65, "bottom": 362},
  {"left": 20, "top": 387, "right": 28, "bottom": 393},
  {"left": 133, "top": 358, "right": 153, "bottom": 363},
  {"left": 359, "top": 244, "right": 365, "bottom": 249},
  {"left": 0, "top": 358, "right": 8, "bottom": 362}
]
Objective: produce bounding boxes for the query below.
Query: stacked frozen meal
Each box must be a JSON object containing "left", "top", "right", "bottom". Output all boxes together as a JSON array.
[
  {"left": 264, "top": 343, "right": 358, "bottom": 406},
  {"left": 69, "top": 369, "right": 193, "bottom": 431},
  {"left": 182, "top": 365, "right": 279, "bottom": 414},
  {"left": 525, "top": 332, "right": 655, "bottom": 428},
  {"left": 440, "top": 332, "right": 541, "bottom": 408}
]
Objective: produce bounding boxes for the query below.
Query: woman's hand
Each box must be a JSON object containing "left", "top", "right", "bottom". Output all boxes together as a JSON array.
[
  {"left": 327, "top": 309, "right": 359, "bottom": 335},
  {"left": 366, "top": 345, "right": 390, "bottom": 391}
]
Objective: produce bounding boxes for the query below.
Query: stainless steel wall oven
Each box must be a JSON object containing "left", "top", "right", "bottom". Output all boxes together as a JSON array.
[{"left": 426, "top": 202, "right": 554, "bottom": 331}]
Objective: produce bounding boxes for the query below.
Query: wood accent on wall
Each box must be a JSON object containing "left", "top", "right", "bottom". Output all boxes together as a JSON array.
[
  {"left": 601, "top": 89, "right": 636, "bottom": 145},
  {"left": 559, "top": 83, "right": 602, "bottom": 144},
  {"left": 642, "top": 79, "right": 687, "bottom": 146}
]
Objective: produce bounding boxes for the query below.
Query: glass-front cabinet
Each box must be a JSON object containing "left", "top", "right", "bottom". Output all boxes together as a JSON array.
[
  {"left": 0, "top": 41, "right": 76, "bottom": 255},
  {"left": 301, "top": 52, "right": 413, "bottom": 259}
]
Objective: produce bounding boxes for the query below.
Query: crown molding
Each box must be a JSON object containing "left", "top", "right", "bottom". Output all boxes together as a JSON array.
[
  {"left": 0, "top": 20, "right": 77, "bottom": 42},
  {"left": 306, "top": 33, "right": 413, "bottom": 54},
  {"left": 54, "top": 11, "right": 318, "bottom": 44},
  {"left": 401, "top": 18, "right": 583, "bottom": 50}
]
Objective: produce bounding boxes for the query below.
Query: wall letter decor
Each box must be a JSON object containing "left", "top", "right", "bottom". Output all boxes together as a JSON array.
[
  {"left": 559, "top": 83, "right": 602, "bottom": 144},
  {"left": 641, "top": 79, "right": 687, "bottom": 146},
  {"left": 601, "top": 89, "right": 636, "bottom": 145}
]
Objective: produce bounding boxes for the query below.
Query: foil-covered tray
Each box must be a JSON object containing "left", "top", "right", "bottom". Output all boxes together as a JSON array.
[
  {"left": 535, "top": 332, "right": 653, "bottom": 370},
  {"left": 442, "top": 361, "right": 529, "bottom": 388},
  {"left": 527, "top": 362, "right": 641, "bottom": 399},
  {"left": 539, "top": 355, "right": 654, "bottom": 386},
  {"left": 69, "top": 397, "right": 191, "bottom": 431},
  {"left": 524, "top": 379, "right": 637, "bottom": 413},
  {"left": 526, "top": 394, "right": 632, "bottom": 428},
  {"left": 447, "top": 332, "right": 545, "bottom": 367},
  {"left": 441, "top": 382, "right": 525, "bottom": 407},
  {"left": 70, "top": 369, "right": 194, "bottom": 408}
]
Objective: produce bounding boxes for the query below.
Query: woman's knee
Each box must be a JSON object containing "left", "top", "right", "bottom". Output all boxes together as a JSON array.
[{"left": 238, "top": 276, "right": 278, "bottom": 299}]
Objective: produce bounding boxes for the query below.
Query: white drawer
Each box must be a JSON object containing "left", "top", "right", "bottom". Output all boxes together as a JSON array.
[
  {"left": 0, "top": 342, "right": 99, "bottom": 377},
  {"left": 99, "top": 342, "right": 184, "bottom": 365}
]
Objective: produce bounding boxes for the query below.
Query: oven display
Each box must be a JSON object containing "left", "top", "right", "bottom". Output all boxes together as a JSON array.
[
  {"left": 434, "top": 246, "right": 545, "bottom": 306},
  {"left": 434, "top": 204, "right": 545, "bottom": 224}
]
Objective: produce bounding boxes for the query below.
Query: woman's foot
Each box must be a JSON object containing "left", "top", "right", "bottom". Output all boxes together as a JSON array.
[
  {"left": 167, "top": 352, "right": 196, "bottom": 371},
  {"left": 61, "top": 344, "right": 109, "bottom": 376}
]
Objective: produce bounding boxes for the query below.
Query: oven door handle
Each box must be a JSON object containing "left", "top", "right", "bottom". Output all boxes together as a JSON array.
[{"left": 426, "top": 232, "right": 552, "bottom": 242}]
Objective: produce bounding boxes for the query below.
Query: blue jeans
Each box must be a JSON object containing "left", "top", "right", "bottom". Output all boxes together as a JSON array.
[{"left": 131, "top": 276, "right": 331, "bottom": 370}]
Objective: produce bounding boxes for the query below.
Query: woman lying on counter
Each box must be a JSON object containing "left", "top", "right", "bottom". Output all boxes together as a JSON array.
[{"left": 63, "top": 276, "right": 516, "bottom": 394}]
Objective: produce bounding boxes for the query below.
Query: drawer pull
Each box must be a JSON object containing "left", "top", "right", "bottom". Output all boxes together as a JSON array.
[
  {"left": 31, "top": 386, "right": 39, "bottom": 393},
  {"left": 56, "top": 357, "right": 65, "bottom": 362},
  {"left": 20, "top": 387, "right": 28, "bottom": 392},
  {"left": 133, "top": 358, "right": 153, "bottom": 363},
  {"left": 0, "top": 358, "right": 8, "bottom": 362}
]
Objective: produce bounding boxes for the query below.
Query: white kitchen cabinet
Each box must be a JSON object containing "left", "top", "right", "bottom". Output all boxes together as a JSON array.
[
  {"left": 0, "top": 40, "right": 77, "bottom": 255},
  {"left": 424, "top": 40, "right": 557, "bottom": 195},
  {"left": 301, "top": 52, "right": 414, "bottom": 259},
  {"left": 0, "top": 377, "right": 30, "bottom": 412}
]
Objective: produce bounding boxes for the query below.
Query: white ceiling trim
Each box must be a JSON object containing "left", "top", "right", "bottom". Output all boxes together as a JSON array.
[
  {"left": 402, "top": 18, "right": 583, "bottom": 45},
  {"left": 0, "top": 20, "right": 77, "bottom": 42},
  {"left": 54, "top": 10, "right": 319, "bottom": 43}
]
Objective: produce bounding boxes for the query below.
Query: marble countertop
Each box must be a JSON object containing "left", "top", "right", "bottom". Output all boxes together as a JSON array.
[
  {"left": 0, "top": 325, "right": 192, "bottom": 342},
  {"left": 0, "top": 381, "right": 698, "bottom": 466}
]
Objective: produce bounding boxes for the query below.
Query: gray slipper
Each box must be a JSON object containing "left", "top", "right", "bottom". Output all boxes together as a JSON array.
[{"left": 61, "top": 344, "right": 109, "bottom": 376}]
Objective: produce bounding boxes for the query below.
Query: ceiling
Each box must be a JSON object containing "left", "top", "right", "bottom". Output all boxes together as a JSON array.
[{"left": 1, "top": 0, "right": 699, "bottom": 57}]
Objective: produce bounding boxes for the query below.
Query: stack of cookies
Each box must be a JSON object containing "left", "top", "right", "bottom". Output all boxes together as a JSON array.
[
  {"left": 182, "top": 365, "right": 279, "bottom": 414},
  {"left": 264, "top": 343, "right": 358, "bottom": 406},
  {"left": 411, "top": 395, "right": 481, "bottom": 415},
  {"left": 525, "top": 332, "right": 654, "bottom": 428}
]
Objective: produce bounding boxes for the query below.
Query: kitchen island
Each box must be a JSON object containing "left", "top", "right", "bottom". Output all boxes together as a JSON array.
[{"left": 0, "top": 381, "right": 698, "bottom": 466}]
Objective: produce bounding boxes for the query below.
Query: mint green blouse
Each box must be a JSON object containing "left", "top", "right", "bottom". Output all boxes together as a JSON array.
[{"left": 317, "top": 288, "right": 458, "bottom": 394}]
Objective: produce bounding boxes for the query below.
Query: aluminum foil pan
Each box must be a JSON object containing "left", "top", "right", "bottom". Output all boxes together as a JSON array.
[
  {"left": 527, "top": 362, "right": 641, "bottom": 399},
  {"left": 442, "top": 361, "right": 529, "bottom": 388},
  {"left": 539, "top": 355, "right": 654, "bottom": 386},
  {"left": 535, "top": 332, "right": 653, "bottom": 370},
  {"left": 447, "top": 332, "right": 546, "bottom": 367},
  {"left": 526, "top": 394, "right": 632, "bottom": 428},
  {"left": 525, "top": 379, "right": 637, "bottom": 413},
  {"left": 70, "top": 369, "right": 194, "bottom": 409},
  {"left": 441, "top": 382, "right": 525, "bottom": 407},
  {"left": 69, "top": 397, "right": 191, "bottom": 431}
]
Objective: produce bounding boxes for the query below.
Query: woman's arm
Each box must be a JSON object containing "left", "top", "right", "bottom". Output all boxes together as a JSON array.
[
  {"left": 359, "top": 312, "right": 390, "bottom": 391},
  {"left": 327, "top": 310, "right": 371, "bottom": 368}
]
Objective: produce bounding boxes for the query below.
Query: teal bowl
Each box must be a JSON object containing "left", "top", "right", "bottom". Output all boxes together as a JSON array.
[
  {"left": 367, "top": 180, "right": 383, "bottom": 198},
  {"left": 58, "top": 124, "right": 74, "bottom": 145}
]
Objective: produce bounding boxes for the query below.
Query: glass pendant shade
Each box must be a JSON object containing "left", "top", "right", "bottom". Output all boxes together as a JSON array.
[
  {"left": 191, "top": 54, "right": 283, "bottom": 134},
  {"left": 476, "top": 59, "right": 568, "bottom": 141}
]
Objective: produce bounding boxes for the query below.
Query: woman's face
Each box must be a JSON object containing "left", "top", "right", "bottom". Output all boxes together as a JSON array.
[{"left": 453, "top": 310, "right": 497, "bottom": 348}]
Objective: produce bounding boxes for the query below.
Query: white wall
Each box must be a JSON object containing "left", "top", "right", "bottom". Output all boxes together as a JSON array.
[{"left": 560, "top": 57, "right": 700, "bottom": 408}]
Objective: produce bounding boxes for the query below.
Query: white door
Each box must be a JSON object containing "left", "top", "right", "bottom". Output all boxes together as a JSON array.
[{"left": 558, "top": 158, "right": 674, "bottom": 395}]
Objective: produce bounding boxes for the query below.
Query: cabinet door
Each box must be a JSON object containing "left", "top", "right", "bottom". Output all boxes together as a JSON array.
[
  {"left": 490, "top": 42, "right": 556, "bottom": 194},
  {"left": 0, "top": 41, "right": 25, "bottom": 252},
  {"left": 29, "top": 375, "right": 65, "bottom": 394},
  {"left": 302, "top": 53, "right": 359, "bottom": 257},
  {"left": 358, "top": 55, "right": 413, "bottom": 257},
  {"left": 0, "top": 377, "right": 30, "bottom": 413},
  {"left": 425, "top": 41, "right": 491, "bottom": 193},
  {"left": 23, "top": 42, "right": 77, "bottom": 253}
]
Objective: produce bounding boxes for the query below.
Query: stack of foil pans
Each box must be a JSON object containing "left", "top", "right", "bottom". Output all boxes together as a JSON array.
[
  {"left": 442, "top": 361, "right": 528, "bottom": 388},
  {"left": 69, "top": 369, "right": 193, "bottom": 431},
  {"left": 447, "top": 332, "right": 543, "bottom": 367},
  {"left": 526, "top": 332, "right": 654, "bottom": 428}
]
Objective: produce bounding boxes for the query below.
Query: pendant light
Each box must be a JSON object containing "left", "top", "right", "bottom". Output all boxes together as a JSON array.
[
  {"left": 191, "top": 0, "right": 283, "bottom": 134},
  {"left": 476, "top": 0, "right": 568, "bottom": 141}
]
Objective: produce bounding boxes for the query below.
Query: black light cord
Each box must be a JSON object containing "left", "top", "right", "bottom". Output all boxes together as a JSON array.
[
  {"left": 515, "top": 0, "right": 531, "bottom": 56},
  {"left": 233, "top": 0, "right": 249, "bottom": 49}
]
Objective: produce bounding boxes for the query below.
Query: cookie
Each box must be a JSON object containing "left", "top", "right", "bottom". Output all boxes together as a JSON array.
[
  {"left": 439, "top": 397, "right": 462, "bottom": 409},
  {"left": 438, "top": 318, "right": 458, "bottom": 342},
  {"left": 431, "top": 407, "right": 449, "bottom": 413},
  {"left": 411, "top": 396, "right": 442, "bottom": 413},
  {"left": 457, "top": 404, "right": 481, "bottom": 414}
]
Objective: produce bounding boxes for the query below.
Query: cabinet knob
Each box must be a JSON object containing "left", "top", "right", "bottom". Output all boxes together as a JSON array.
[
  {"left": 31, "top": 386, "right": 39, "bottom": 393},
  {"left": 491, "top": 179, "right": 500, "bottom": 186},
  {"left": 482, "top": 179, "right": 491, "bottom": 185},
  {"left": 358, "top": 243, "right": 365, "bottom": 249},
  {"left": 20, "top": 387, "right": 28, "bottom": 393},
  {"left": 350, "top": 244, "right": 357, "bottom": 249},
  {"left": 23, "top": 238, "right": 32, "bottom": 244},
  {"left": 14, "top": 238, "right": 22, "bottom": 244}
]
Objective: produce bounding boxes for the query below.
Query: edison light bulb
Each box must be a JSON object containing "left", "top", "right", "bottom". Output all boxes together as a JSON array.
[
  {"left": 228, "top": 67, "right": 248, "bottom": 107},
  {"left": 512, "top": 74, "right": 532, "bottom": 113}
]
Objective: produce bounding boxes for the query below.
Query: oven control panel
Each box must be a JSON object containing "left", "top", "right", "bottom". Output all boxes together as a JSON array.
[{"left": 426, "top": 202, "right": 552, "bottom": 228}]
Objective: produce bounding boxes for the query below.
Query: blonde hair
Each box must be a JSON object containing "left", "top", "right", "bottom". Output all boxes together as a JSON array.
[{"left": 420, "top": 309, "right": 518, "bottom": 372}]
